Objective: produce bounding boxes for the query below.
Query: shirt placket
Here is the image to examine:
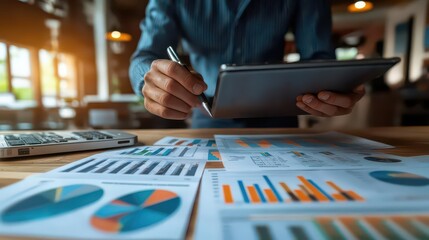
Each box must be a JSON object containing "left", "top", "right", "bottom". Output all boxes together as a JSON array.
[{"left": 229, "top": 0, "right": 250, "bottom": 64}]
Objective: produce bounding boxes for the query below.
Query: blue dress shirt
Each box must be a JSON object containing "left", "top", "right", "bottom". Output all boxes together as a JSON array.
[{"left": 129, "top": 0, "right": 335, "bottom": 128}]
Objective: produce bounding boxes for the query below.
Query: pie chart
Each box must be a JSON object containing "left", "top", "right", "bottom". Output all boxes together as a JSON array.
[
  {"left": 91, "top": 189, "right": 181, "bottom": 233},
  {"left": 1, "top": 184, "right": 103, "bottom": 223},
  {"left": 364, "top": 156, "right": 401, "bottom": 163},
  {"left": 370, "top": 171, "right": 429, "bottom": 186}
]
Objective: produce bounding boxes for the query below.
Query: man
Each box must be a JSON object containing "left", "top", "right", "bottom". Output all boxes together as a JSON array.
[{"left": 129, "top": 0, "right": 365, "bottom": 128}]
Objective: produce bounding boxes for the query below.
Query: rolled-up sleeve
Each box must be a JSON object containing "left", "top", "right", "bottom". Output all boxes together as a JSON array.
[
  {"left": 129, "top": 0, "right": 180, "bottom": 96},
  {"left": 293, "top": 0, "right": 335, "bottom": 60}
]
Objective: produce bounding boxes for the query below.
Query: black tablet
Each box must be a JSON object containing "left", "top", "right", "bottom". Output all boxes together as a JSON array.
[{"left": 208, "top": 57, "right": 400, "bottom": 118}]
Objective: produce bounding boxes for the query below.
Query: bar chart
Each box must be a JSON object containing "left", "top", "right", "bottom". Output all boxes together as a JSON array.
[
  {"left": 233, "top": 137, "right": 329, "bottom": 149},
  {"left": 60, "top": 158, "right": 202, "bottom": 177},
  {"left": 209, "top": 171, "right": 365, "bottom": 205},
  {"left": 118, "top": 146, "right": 196, "bottom": 158},
  {"left": 215, "top": 132, "right": 392, "bottom": 150},
  {"left": 221, "top": 214, "right": 429, "bottom": 240},
  {"left": 155, "top": 136, "right": 217, "bottom": 147}
]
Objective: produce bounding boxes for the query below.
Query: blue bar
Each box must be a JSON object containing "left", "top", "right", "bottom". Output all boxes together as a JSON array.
[
  {"left": 308, "top": 179, "right": 334, "bottom": 201},
  {"left": 238, "top": 180, "right": 250, "bottom": 203},
  {"left": 206, "top": 140, "right": 216, "bottom": 147},
  {"left": 261, "top": 152, "right": 272, "bottom": 157},
  {"left": 185, "top": 164, "right": 198, "bottom": 176},
  {"left": 128, "top": 148, "right": 139, "bottom": 154},
  {"left": 178, "top": 147, "right": 189, "bottom": 157},
  {"left": 272, "top": 140, "right": 287, "bottom": 148},
  {"left": 190, "top": 139, "right": 201, "bottom": 146},
  {"left": 263, "top": 175, "right": 283, "bottom": 202},
  {"left": 247, "top": 140, "right": 260, "bottom": 148},
  {"left": 162, "top": 148, "right": 173, "bottom": 156},
  {"left": 254, "top": 184, "right": 267, "bottom": 203},
  {"left": 151, "top": 147, "right": 164, "bottom": 156}
]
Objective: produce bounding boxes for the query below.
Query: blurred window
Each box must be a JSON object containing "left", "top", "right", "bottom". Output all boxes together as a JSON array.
[
  {"left": 0, "top": 42, "right": 8, "bottom": 93},
  {"left": 336, "top": 47, "right": 358, "bottom": 60},
  {"left": 58, "top": 53, "right": 77, "bottom": 99},
  {"left": 39, "top": 49, "right": 77, "bottom": 107},
  {"left": 39, "top": 50, "right": 57, "bottom": 107},
  {"left": 9, "top": 45, "right": 33, "bottom": 100}
]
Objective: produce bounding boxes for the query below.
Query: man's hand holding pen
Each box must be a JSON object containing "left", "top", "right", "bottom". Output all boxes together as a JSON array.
[{"left": 142, "top": 59, "right": 207, "bottom": 120}]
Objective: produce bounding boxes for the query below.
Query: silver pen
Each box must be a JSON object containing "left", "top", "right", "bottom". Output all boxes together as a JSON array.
[{"left": 167, "top": 46, "right": 213, "bottom": 117}]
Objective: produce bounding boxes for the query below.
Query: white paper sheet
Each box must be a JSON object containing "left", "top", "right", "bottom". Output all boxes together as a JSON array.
[
  {"left": 46, "top": 155, "right": 206, "bottom": 181},
  {"left": 0, "top": 177, "right": 199, "bottom": 239},
  {"left": 215, "top": 132, "right": 393, "bottom": 150},
  {"left": 0, "top": 152, "right": 206, "bottom": 239},
  {"left": 154, "top": 136, "right": 217, "bottom": 147},
  {"left": 195, "top": 168, "right": 429, "bottom": 240},
  {"left": 220, "top": 149, "right": 429, "bottom": 171},
  {"left": 97, "top": 145, "right": 221, "bottom": 161}
]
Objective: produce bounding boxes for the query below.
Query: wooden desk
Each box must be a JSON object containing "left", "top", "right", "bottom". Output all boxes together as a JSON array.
[{"left": 1, "top": 126, "right": 429, "bottom": 239}]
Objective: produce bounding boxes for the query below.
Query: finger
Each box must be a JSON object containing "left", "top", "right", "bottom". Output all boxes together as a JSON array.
[
  {"left": 353, "top": 84, "right": 366, "bottom": 94},
  {"left": 151, "top": 59, "right": 207, "bottom": 95},
  {"left": 144, "top": 70, "right": 200, "bottom": 107},
  {"left": 296, "top": 101, "right": 327, "bottom": 117},
  {"left": 142, "top": 83, "right": 192, "bottom": 114},
  {"left": 317, "top": 91, "right": 354, "bottom": 109},
  {"left": 298, "top": 100, "right": 352, "bottom": 117},
  {"left": 144, "top": 97, "right": 191, "bottom": 120},
  {"left": 317, "top": 87, "right": 364, "bottom": 108},
  {"left": 296, "top": 95, "right": 303, "bottom": 102},
  {"left": 190, "top": 70, "right": 203, "bottom": 80},
  {"left": 302, "top": 94, "right": 340, "bottom": 116},
  {"left": 352, "top": 84, "right": 366, "bottom": 102}
]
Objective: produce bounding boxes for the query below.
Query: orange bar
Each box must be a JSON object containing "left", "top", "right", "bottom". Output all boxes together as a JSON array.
[
  {"left": 297, "top": 176, "right": 329, "bottom": 202},
  {"left": 292, "top": 151, "right": 302, "bottom": 157},
  {"left": 294, "top": 189, "right": 311, "bottom": 202},
  {"left": 222, "top": 185, "right": 234, "bottom": 204},
  {"left": 263, "top": 189, "right": 278, "bottom": 203},
  {"left": 236, "top": 139, "right": 249, "bottom": 148},
  {"left": 315, "top": 217, "right": 343, "bottom": 239},
  {"left": 416, "top": 216, "right": 429, "bottom": 228},
  {"left": 299, "top": 185, "right": 318, "bottom": 201},
  {"left": 279, "top": 182, "right": 299, "bottom": 202},
  {"left": 247, "top": 186, "right": 261, "bottom": 203},
  {"left": 346, "top": 191, "right": 365, "bottom": 202},
  {"left": 365, "top": 216, "right": 400, "bottom": 239},
  {"left": 258, "top": 140, "right": 271, "bottom": 148},
  {"left": 327, "top": 181, "right": 364, "bottom": 201},
  {"left": 332, "top": 193, "right": 347, "bottom": 201},
  {"left": 392, "top": 216, "right": 426, "bottom": 239},
  {"left": 339, "top": 217, "right": 372, "bottom": 239},
  {"left": 283, "top": 139, "right": 301, "bottom": 147},
  {"left": 326, "top": 181, "right": 343, "bottom": 192}
]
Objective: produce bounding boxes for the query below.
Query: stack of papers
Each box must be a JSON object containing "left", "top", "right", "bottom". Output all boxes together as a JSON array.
[
  {"left": 195, "top": 132, "right": 429, "bottom": 240},
  {"left": 0, "top": 132, "right": 428, "bottom": 240}
]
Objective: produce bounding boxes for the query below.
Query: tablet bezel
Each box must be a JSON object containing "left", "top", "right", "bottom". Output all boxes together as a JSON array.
[{"left": 210, "top": 57, "right": 400, "bottom": 119}]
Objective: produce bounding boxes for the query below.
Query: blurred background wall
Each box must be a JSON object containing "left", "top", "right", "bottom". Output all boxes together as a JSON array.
[{"left": 0, "top": 0, "right": 428, "bottom": 130}]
